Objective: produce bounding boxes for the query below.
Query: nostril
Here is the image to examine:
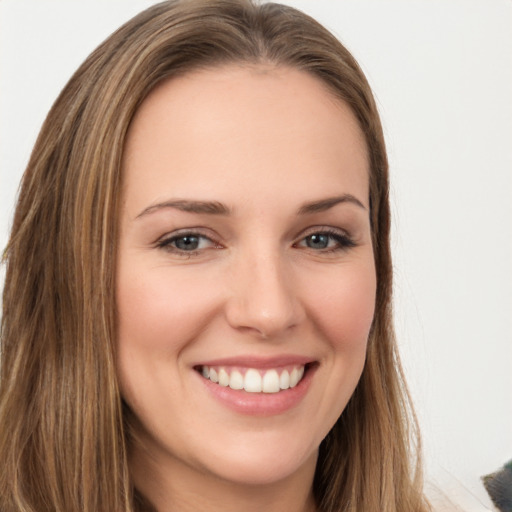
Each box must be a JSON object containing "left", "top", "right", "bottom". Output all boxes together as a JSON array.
[
  {"left": 224, "top": 298, "right": 303, "bottom": 339},
  {"left": 223, "top": 264, "right": 304, "bottom": 338}
]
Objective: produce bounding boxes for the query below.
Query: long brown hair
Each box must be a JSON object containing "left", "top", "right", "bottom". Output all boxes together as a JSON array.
[{"left": 0, "top": 1, "right": 430, "bottom": 510}]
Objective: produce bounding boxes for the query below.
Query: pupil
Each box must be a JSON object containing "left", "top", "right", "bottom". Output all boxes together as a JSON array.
[
  {"left": 307, "top": 234, "right": 328, "bottom": 249},
  {"left": 176, "top": 236, "right": 199, "bottom": 250}
]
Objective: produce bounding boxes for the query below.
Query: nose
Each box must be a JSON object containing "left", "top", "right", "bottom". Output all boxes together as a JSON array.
[{"left": 224, "top": 249, "right": 304, "bottom": 339}]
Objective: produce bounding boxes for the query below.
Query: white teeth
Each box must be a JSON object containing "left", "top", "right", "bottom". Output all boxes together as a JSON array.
[
  {"left": 289, "top": 367, "right": 300, "bottom": 388},
  {"left": 244, "top": 369, "right": 262, "bottom": 392},
  {"left": 279, "top": 370, "right": 290, "bottom": 390},
  {"left": 200, "top": 365, "right": 306, "bottom": 393},
  {"left": 218, "top": 368, "right": 229, "bottom": 387},
  {"left": 262, "top": 369, "right": 280, "bottom": 393},
  {"left": 229, "top": 370, "right": 244, "bottom": 390},
  {"left": 209, "top": 368, "right": 218, "bottom": 383},
  {"left": 289, "top": 366, "right": 304, "bottom": 388}
]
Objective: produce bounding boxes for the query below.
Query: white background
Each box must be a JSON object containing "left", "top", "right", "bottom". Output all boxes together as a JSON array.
[{"left": 1, "top": 1, "right": 511, "bottom": 510}]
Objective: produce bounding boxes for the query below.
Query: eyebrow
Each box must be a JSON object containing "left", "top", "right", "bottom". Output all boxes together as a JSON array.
[
  {"left": 136, "top": 199, "right": 231, "bottom": 219},
  {"left": 135, "top": 193, "right": 366, "bottom": 220},
  {"left": 297, "top": 194, "right": 367, "bottom": 214}
]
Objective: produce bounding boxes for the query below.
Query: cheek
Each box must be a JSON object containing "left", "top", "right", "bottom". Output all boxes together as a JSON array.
[
  {"left": 115, "top": 266, "right": 221, "bottom": 423},
  {"left": 116, "top": 267, "right": 217, "bottom": 354},
  {"left": 297, "top": 258, "right": 376, "bottom": 439},
  {"left": 305, "top": 259, "right": 376, "bottom": 351}
]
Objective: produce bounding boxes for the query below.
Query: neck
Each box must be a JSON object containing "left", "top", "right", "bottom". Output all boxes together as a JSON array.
[{"left": 130, "top": 441, "right": 318, "bottom": 512}]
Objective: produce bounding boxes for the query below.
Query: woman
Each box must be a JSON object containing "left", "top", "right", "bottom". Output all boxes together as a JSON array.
[{"left": 0, "top": 1, "right": 431, "bottom": 511}]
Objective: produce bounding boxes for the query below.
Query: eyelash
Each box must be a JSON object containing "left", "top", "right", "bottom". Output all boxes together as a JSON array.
[
  {"left": 294, "top": 228, "right": 356, "bottom": 253},
  {"left": 155, "top": 227, "right": 356, "bottom": 256},
  {"left": 156, "top": 230, "right": 218, "bottom": 256}
]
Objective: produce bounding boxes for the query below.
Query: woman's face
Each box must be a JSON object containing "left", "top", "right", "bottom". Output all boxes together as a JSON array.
[{"left": 117, "top": 65, "right": 376, "bottom": 487}]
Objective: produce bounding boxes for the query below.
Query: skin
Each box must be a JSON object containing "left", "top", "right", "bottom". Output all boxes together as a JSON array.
[{"left": 116, "top": 65, "right": 376, "bottom": 512}]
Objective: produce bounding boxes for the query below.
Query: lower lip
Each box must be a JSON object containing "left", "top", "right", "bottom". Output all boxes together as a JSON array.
[{"left": 196, "top": 365, "right": 317, "bottom": 416}]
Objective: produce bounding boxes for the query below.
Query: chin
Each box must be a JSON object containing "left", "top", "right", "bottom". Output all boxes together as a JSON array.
[
  {"left": 188, "top": 427, "right": 321, "bottom": 486},
  {"left": 204, "top": 446, "right": 318, "bottom": 487}
]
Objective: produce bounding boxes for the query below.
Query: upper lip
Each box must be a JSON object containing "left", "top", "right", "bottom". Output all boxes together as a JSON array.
[{"left": 194, "top": 354, "right": 316, "bottom": 369}]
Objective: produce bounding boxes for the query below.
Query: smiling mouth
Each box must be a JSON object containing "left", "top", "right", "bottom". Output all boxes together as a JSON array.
[{"left": 195, "top": 364, "right": 314, "bottom": 393}]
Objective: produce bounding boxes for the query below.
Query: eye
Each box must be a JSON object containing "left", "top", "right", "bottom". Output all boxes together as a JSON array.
[
  {"left": 304, "top": 233, "right": 332, "bottom": 250},
  {"left": 156, "top": 231, "right": 218, "bottom": 254},
  {"left": 296, "top": 229, "right": 355, "bottom": 252}
]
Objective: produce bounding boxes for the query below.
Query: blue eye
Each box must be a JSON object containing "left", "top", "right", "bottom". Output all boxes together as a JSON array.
[
  {"left": 305, "top": 233, "right": 330, "bottom": 249},
  {"left": 157, "top": 232, "right": 215, "bottom": 253},
  {"left": 298, "top": 230, "right": 355, "bottom": 252},
  {"left": 173, "top": 235, "right": 201, "bottom": 251}
]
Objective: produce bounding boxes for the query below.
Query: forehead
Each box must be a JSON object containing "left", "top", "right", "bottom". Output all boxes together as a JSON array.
[{"left": 121, "top": 64, "right": 369, "bottom": 211}]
